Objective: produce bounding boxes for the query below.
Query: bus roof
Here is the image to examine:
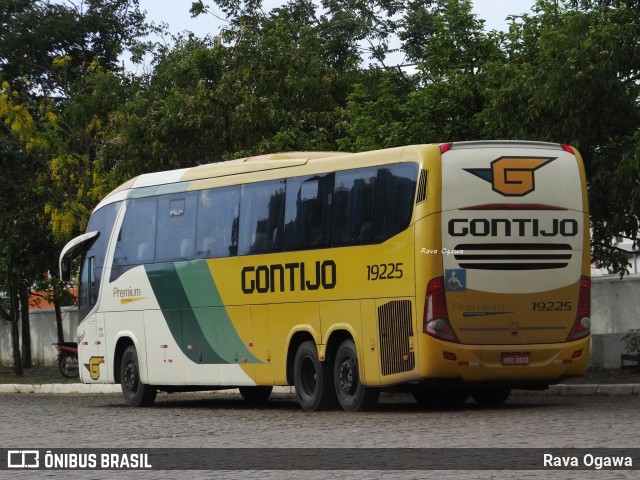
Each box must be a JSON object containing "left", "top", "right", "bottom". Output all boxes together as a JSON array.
[{"left": 104, "top": 151, "right": 351, "bottom": 202}]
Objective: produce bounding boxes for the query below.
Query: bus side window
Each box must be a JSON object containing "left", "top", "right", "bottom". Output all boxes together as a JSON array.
[
  {"left": 110, "top": 197, "right": 157, "bottom": 281},
  {"left": 239, "top": 180, "right": 285, "bottom": 255},
  {"left": 333, "top": 167, "right": 377, "bottom": 246},
  {"left": 196, "top": 186, "right": 240, "bottom": 258},
  {"left": 156, "top": 193, "right": 197, "bottom": 261},
  {"left": 284, "top": 173, "right": 334, "bottom": 250}
]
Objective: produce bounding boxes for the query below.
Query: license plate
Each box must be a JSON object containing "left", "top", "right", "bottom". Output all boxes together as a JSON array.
[{"left": 502, "top": 352, "right": 530, "bottom": 365}]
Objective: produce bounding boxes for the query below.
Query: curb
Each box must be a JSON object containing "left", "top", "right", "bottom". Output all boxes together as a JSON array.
[
  {"left": 512, "top": 384, "right": 640, "bottom": 396},
  {"left": 0, "top": 384, "right": 639, "bottom": 396}
]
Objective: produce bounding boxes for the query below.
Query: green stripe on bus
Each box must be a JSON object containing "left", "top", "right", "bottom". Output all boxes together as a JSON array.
[{"left": 145, "top": 261, "right": 260, "bottom": 365}]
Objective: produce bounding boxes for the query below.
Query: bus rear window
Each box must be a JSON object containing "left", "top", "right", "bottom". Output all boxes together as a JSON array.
[{"left": 376, "top": 163, "right": 418, "bottom": 242}]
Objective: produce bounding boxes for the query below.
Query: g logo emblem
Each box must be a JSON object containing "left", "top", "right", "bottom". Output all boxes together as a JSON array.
[
  {"left": 465, "top": 156, "right": 556, "bottom": 197},
  {"left": 85, "top": 356, "right": 104, "bottom": 380}
]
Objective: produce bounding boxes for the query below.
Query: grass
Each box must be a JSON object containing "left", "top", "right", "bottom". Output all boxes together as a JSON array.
[{"left": 0, "top": 365, "right": 81, "bottom": 384}]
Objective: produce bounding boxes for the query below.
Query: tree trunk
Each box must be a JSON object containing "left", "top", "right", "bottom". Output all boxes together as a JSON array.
[
  {"left": 9, "top": 284, "right": 23, "bottom": 376},
  {"left": 54, "top": 298, "right": 64, "bottom": 343},
  {"left": 20, "top": 288, "right": 32, "bottom": 368}
]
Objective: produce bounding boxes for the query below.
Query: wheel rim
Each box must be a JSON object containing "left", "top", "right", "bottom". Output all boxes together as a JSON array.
[
  {"left": 338, "top": 356, "right": 357, "bottom": 396},
  {"left": 299, "top": 356, "right": 317, "bottom": 397},
  {"left": 123, "top": 361, "right": 138, "bottom": 392}
]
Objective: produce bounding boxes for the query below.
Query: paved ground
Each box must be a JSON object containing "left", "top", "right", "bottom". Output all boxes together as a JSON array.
[{"left": 1, "top": 392, "right": 638, "bottom": 479}]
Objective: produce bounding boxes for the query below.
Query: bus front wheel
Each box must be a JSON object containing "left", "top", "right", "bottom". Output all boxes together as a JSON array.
[
  {"left": 293, "top": 341, "right": 337, "bottom": 411},
  {"left": 120, "top": 345, "right": 157, "bottom": 407},
  {"left": 334, "top": 339, "right": 379, "bottom": 411}
]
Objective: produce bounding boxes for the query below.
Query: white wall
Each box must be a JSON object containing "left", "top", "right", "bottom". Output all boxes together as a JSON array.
[
  {"left": 0, "top": 307, "right": 78, "bottom": 367},
  {"left": 591, "top": 275, "right": 640, "bottom": 334},
  {"left": 589, "top": 274, "right": 640, "bottom": 368}
]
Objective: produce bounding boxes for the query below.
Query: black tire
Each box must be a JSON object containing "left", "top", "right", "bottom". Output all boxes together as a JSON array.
[
  {"left": 58, "top": 353, "right": 78, "bottom": 378},
  {"left": 239, "top": 386, "right": 273, "bottom": 404},
  {"left": 333, "top": 339, "right": 379, "bottom": 411},
  {"left": 293, "top": 341, "right": 338, "bottom": 411},
  {"left": 471, "top": 388, "right": 511, "bottom": 407},
  {"left": 412, "top": 388, "right": 469, "bottom": 408},
  {"left": 120, "top": 345, "right": 157, "bottom": 407}
]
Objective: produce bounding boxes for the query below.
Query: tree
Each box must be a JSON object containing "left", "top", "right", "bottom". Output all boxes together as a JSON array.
[
  {"left": 100, "top": 0, "right": 366, "bottom": 185},
  {"left": 480, "top": 0, "right": 640, "bottom": 274},
  {"left": 0, "top": 80, "right": 60, "bottom": 373},
  {"left": 0, "top": 0, "right": 147, "bottom": 96},
  {"left": 340, "top": 0, "right": 503, "bottom": 150},
  {"left": 0, "top": 0, "right": 149, "bottom": 372}
]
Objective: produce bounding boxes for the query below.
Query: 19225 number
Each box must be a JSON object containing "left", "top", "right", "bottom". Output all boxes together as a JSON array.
[
  {"left": 531, "top": 301, "right": 572, "bottom": 311},
  {"left": 367, "top": 263, "right": 403, "bottom": 281}
]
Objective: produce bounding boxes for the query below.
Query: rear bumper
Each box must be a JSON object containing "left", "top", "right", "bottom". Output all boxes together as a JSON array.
[{"left": 417, "top": 335, "right": 590, "bottom": 383}]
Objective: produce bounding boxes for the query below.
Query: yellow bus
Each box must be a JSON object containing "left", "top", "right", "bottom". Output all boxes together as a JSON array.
[{"left": 60, "top": 142, "right": 590, "bottom": 410}]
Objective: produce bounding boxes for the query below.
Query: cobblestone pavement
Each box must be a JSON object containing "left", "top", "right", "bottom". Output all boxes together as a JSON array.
[{"left": 1, "top": 392, "right": 638, "bottom": 479}]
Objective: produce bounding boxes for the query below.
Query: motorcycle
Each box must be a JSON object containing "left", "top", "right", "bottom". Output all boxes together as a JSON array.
[{"left": 53, "top": 342, "right": 79, "bottom": 378}]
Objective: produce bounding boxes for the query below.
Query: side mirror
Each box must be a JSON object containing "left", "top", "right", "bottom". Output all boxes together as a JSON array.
[{"left": 59, "top": 231, "right": 100, "bottom": 282}]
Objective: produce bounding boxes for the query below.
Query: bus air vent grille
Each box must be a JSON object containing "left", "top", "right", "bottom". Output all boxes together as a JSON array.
[
  {"left": 453, "top": 243, "right": 572, "bottom": 270},
  {"left": 415, "top": 170, "right": 428, "bottom": 204},
  {"left": 378, "top": 300, "right": 415, "bottom": 376}
]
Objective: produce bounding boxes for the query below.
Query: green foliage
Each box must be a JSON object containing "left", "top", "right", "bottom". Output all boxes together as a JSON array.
[
  {"left": 102, "top": 0, "right": 363, "bottom": 184},
  {"left": 340, "top": 0, "right": 503, "bottom": 149},
  {"left": 0, "top": 0, "right": 147, "bottom": 96},
  {"left": 338, "top": 72, "right": 411, "bottom": 151}
]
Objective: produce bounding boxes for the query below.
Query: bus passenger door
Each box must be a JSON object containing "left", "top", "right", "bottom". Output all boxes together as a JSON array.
[
  {"left": 77, "top": 314, "right": 108, "bottom": 384},
  {"left": 77, "top": 314, "right": 98, "bottom": 383}
]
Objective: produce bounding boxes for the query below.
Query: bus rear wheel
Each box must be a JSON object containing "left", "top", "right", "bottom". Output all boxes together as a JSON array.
[
  {"left": 239, "top": 386, "right": 273, "bottom": 404},
  {"left": 471, "top": 388, "right": 511, "bottom": 407},
  {"left": 334, "top": 339, "right": 379, "bottom": 411},
  {"left": 120, "top": 345, "right": 157, "bottom": 407},
  {"left": 293, "top": 341, "right": 337, "bottom": 411}
]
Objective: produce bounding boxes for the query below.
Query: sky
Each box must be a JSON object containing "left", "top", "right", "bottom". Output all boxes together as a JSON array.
[{"left": 137, "top": 0, "right": 536, "bottom": 39}]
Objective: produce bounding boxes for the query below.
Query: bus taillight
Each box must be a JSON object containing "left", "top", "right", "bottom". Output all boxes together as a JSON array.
[
  {"left": 566, "top": 276, "right": 591, "bottom": 342},
  {"left": 439, "top": 143, "right": 453, "bottom": 154},
  {"left": 424, "top": 276, "right": 460, "bottom": 343}
]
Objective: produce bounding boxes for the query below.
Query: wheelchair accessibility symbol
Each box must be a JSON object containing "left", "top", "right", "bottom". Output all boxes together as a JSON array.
[{"left": 445, "top": 269, "right": 466, "bottom": 292}]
